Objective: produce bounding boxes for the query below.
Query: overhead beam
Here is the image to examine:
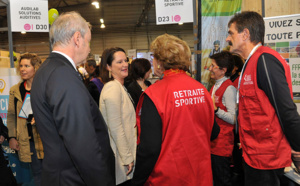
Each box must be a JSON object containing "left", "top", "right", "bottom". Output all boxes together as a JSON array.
[
  {"left": 136, "top": 0, "right": 155, "bottom": 27},
  {"left": 0, "top": 27, "right": 8, "bottom": 31},
  {"left": 62, "top": 0, "right": 69, "bottom": 6}
]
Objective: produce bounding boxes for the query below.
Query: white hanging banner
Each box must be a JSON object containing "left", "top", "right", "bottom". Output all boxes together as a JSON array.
[
  {"left": 155, "top": 0, "right": 193, "bottom": 25},
  {"left": 10, "top": 0, "right": 49, "bottom": 32}
]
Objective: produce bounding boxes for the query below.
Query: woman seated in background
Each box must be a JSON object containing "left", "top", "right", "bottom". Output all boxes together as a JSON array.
[
  {"left": 7, "top": 53, "right": 43, "bottom": 186},
  {"left": 99, "top": 47, "right": 136, "bottom": 186},
  {"left": 86, "top": 59, "right": 104, "bottom": 106},
  {"left": 209, "top": 51, "right": 236, "bottom": 186},
  {"left": 126, "top": 58, "right": 152, "bottom": 109}
]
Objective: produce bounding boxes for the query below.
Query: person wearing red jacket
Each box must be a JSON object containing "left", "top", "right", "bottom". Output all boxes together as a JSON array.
[
  {"left": 131, "top": 34, "right": 219, "bottom": 186},
  {"left": 230, "top": 54, "right": 244, "bottom": 89},
  {"left": 226, "top": 11, "right": 300, "bottom": 186},
  {"left": 209, "top": 51, "right": 236, "bottom": 186}
]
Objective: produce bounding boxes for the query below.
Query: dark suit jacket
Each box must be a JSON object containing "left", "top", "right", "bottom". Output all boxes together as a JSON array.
[{"left": 31, "top": 53, "right": 115, "bottom": 186}]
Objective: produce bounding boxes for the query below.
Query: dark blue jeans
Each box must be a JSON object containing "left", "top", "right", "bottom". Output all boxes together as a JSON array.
[
  {"left": 244, "top": 161, "right": 284, "bottom": 186},
  {"left": 211, "top": 154, "right": 232, "bottom": 186},
  {"left": 29, "top": 140, "right": 42, "bottom": 186}
]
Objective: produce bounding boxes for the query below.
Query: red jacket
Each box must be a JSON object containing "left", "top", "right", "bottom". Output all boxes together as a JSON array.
[
  {"left": 136, "top": 70, "right": 214, "bottom": 186},
  {"left": 210, "top": 79, "right": 234, "bottom": 157},
  {"left": 238, "top": 46, "right": 292, "bottom": 169}
]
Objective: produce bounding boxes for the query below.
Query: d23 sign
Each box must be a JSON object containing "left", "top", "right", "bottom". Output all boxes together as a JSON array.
[{"left": 157, "top": 15, "right": 181, "bottom": 23}]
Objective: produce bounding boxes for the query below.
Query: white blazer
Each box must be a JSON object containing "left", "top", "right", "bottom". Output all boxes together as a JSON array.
[{"left": 100, "top": 79, "right": 137, "bottom": 185}]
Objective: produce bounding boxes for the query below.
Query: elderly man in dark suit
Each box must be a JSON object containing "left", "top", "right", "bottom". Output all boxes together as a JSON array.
[{"left": 31, "top": 11, "right": 115, "bottom": 186}]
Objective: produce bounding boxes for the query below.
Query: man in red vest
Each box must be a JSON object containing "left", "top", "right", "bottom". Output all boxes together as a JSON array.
[{"left": 226, "top": 11, "right": 300, "bottom": 186}]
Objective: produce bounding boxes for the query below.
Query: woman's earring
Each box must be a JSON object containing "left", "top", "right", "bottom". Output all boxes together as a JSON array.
[
  {"left": 109, "top": 71, "right": 112, "bottom": 78},
  {"left": 157, "top": 65, "right": 160, "bottom": 69}
]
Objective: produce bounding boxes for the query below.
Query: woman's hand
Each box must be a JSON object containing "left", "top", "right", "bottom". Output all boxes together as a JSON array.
[
  {"left": 31, "top": 117, "right": 35, "bottom": 125},
  {"left": 126, "top": 161, "right": 134, "bottom": 175},
  {"left": 292, "top": 149, "right": 300, "bottom": 173},
  {"left": 9, "top": 138, "right": 20, "bottom": 151}
]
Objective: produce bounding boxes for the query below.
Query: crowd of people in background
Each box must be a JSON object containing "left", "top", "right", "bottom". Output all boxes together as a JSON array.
[{"left": 1, "top": 10, "right": 300, "bottom": 186}]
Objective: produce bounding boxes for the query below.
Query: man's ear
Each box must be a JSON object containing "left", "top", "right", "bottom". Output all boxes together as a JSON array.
[
  {"left": 242, "top": 28, "right": 250, "bottom": 41},
  {"left": 73, "top": 31, "right": 81, "bottom": 47}
]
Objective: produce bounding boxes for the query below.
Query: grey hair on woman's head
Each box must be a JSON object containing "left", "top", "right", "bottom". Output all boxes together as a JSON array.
[{"left": 49, "top": 11, "right": 91, "bottom": 48}]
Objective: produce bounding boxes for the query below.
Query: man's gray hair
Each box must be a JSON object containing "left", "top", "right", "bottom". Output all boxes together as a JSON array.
[{"left": 49, "top": 11, "right": 91, "bottom": 48}]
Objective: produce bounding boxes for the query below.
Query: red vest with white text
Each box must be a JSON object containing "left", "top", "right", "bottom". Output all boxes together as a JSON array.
[
  {"left": 238, "top": 46, "right": 292, "bottom": 169},
  {"left": 210, "top": 79, "right": 234, "bottom": 157},
  {"left": 136, "top": 70, "right": 214, "bottom": 186}
]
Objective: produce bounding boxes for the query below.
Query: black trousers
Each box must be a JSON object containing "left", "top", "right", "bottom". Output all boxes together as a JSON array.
[
  {"left": 211, "top": 154, "right": 232, "bottom": 186},
  {"left": 0, "top": 148, "right": 17, "bottom": 186},
  {"left": 244, "top": 161, "right": 284, "bottom": 186}
]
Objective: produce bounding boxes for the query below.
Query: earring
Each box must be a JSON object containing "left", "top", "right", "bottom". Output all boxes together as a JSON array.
[
  {"left": 157, "top": 65, "right": 160, "bottom": 69},
  {"left": 109, "top": 71, "right": 111, "bottom": 78}
]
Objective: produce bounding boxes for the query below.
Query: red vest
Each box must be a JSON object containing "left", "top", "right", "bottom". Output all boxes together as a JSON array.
[
  {"left": 232, "top": 76, "right": 239, "bottom": 89},
  {"left": 238, "top": 46, "right": 292, "bottom": 169},
  {"left": 210, "top": 79, "right": 234, "bottom": 157},
  {"left": 136, "top": 70, "right": 214, "bottom": 186}
]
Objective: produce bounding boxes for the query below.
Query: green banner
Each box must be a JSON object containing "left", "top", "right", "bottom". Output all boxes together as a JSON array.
[
  {"left": 202, "top": 0, "right": 242, "bottom": 16},
  {"left": 200, "top": 0, "right": 242, "bottom": 89}
]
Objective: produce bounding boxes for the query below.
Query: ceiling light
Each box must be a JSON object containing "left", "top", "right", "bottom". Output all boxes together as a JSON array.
[
  {"left": 178, "top": 22, "right": 183, "bottom": 25},
  {"left": 100, "top": 19, "right": 104, "bottom": 24},
  {"left": 92, "top": 1, "right": 100, "bottom": 9},
  {"left": 21, "top": 31, "right": 26, "bottom": 34},
  {"left": 100, "top": 23, "right": 105, "bottom": 29}
]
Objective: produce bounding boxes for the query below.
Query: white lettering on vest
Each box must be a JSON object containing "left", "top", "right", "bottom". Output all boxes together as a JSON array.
[{"left": 173, "top": 88, "right": 206, "bottom": 107}]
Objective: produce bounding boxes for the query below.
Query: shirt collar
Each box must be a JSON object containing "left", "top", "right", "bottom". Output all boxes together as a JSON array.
[
  {"left": 215, "top": 76, "right": 228, "bottom": 85},
  {"left": 52, "top": 51, "right": 77, "bottom": 71}
]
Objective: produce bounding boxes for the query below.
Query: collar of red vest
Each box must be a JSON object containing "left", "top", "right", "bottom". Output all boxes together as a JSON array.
[{"left": 163, "top": 69, "right": 185, "bottom": 77}]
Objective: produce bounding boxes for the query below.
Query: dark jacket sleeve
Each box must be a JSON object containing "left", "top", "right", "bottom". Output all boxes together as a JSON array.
[
  {"left": 211, "top": 117, "right": 220, "bottom": 141},
  {"left": 87, "top": 81, "right": 100, "bottom": 106},
  {"left": 131, "top": 94, "right": 162, "bottom": 186},
  {"left": 0, "top": 117, "right": 8, "bottom": 139},
  {"left": 257, "top": 53, "right": 300, "bottom": 151},
  {"left": 127, "top": 81, "right": 142, "bottom": 110},
  {"left": 45, "top": 66, "right": 114, "bottom": 185}
]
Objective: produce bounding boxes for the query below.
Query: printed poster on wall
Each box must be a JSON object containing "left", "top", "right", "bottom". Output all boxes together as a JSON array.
[
  {"left": 0, "top": 68, "right": 34, "bottom": 184},
  {"left": 264, "top": 14, "right": 300, "bottom": 98},
  {"left": 10, "top": 0, "right": 49, "bottom": 32},
  {"left": 200, "top": 0, "right": 241, "bottom": 90},
  {"left": 0, "top": 68, "right": 20, "bottom": 125},
  {"left": 155, "top": 0, "right": 193, "bottom": 25}
]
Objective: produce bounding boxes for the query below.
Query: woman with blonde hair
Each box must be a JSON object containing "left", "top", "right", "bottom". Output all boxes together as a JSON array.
[
  {"left": 131, "top": 34, "right": 219, "bottom": 186},
  {"left": 7, "top": 53, "right": 43, "bottom": 186}
]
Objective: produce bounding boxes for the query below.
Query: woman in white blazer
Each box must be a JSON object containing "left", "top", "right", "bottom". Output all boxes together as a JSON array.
[{"left": 99, "top": 47, "right": 136, "bottom": 185}]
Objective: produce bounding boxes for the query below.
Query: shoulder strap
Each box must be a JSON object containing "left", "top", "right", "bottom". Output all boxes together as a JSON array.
[
  {"left": 14, "top": 97, "right": 18, "bottom": 126},
  {"left": 262, "top": 55, "right": 285, "bottom": 133}
]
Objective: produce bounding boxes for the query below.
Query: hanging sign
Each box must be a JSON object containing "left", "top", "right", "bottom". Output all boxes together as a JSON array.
[
  {"left": 10, "top": 0, "right": 49, "bottom": 32},
  {"left": 128, "top": 49, "right": 137, "bottom": 59},
  {"left": 155, "top": 0, "right": 193, "bottom": 25},
  {"left": 264, "top": 14, "right": 300, "bottom": 93}
]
